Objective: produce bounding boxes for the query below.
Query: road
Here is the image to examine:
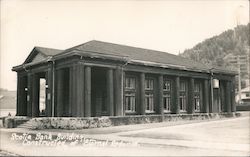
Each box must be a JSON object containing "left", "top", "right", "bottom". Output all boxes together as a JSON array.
[{"left": 0, "top": 114, "right": 249, "bottom": 156}]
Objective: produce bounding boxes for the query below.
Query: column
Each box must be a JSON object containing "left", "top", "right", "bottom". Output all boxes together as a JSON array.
[
  {"left": 172, "top": 76, "right": 180, "bottom": 114},
  {"left": 17, "top": 74, "right": 28, "bottom": 116},
  {"left": 158, "top": 75, "right": 164, "bottom": 115},
  {"left": 56, "top": 69, "right": 64, "bottom": 117},
  {"left": 69, "top": 64, "right": 84, "bottom": 117},
  {"left": 84, "top": 66, "right": 91, "bottom": 117},
  {"left": 76, "top": 64, "right": 85, "bottom": 117},
  {"left": 140, "top": 73, "right": 145, "bottom": 115},
  {"left": 27, "top": 73, "right": 33, "bottom": 117},
  {"left": 225, "top": 81, "right": 232, "bottom": 113},
  {"left": 231, "top": 79, "right": 236, "bottom": 112},
  {"left": 32, "top": 74, "right": 39, "bottom": 117},
  {"left": 46, "top": 68, "right": 53, "bottom": 117},
  {"left": 107, "top": 69, "right": 114, "bottom": 116},
  {"left": 114, "top": 67, "right": 123, "bottom": 116},
  {"left": 203, "top": 79, "right": 209, "bottom": 113},
  {"left": 68, "top": 66, "right": 74, "bottom": 116},
  {"left": 188, "top": 78, "right": 195, "bottom": 114}
]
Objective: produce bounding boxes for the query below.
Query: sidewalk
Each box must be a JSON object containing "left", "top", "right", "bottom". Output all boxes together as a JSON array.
[{"left": 1, "top": 112, "right": 249, "bottom": 156}]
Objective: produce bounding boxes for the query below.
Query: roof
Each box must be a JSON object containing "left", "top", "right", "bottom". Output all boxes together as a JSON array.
[
  {"left": 62, "top": 40, "right": 210, "bottom": 71},
  {"left": 13, "top": 40, "right": 237, "bottom": 74},
  {"left": 35, "top": 46, "right": 63, "bottom": 56}
]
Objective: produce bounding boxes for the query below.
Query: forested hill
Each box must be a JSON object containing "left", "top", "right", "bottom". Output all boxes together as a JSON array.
[{"left": 180, "top": 23, "right": 249, "bottom": 67}]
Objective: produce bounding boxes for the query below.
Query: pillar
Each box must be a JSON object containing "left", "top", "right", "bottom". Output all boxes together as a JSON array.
[
  {"left": 114, "top": 67, "right": 123, "bottom": 116},
  {"left": 32, "top": 74, "right": 39, "bottom": 117},
  {"left": 158, "top": 75, "right": 164, "bottom": 115},
  {"left": 84, "top": 66, "right": 91, "bottom": 117},
  {"left": 225, "top": 81, "right": 232, "bottom": 113},
  {"left": 140, "top": 73, "right": 145, "bottom": 115},
  {"left": 27, "top": 73, "right": 33, "bottom": 117},
  {"left": 76, "top": 64, "right": 85, "bottom": 117},
  {"left": 172, "top": 76, "right": 180, "bottom": 114},
  {"left": 69, "top": 64, "right": 84, "bottom": 117},
  {"left": 231, "top": 79, "right": 236, "bottom": 112},
  {"left": 16, "top": 74, "right": 27, "bottom": 116},
  {"left": 56, "top": 69, "right": 64, "bottom": 116},
  {"left": 188, "top": 78, "right": 194, "bottom": 114},
  {"left": 203, "top": 79, "right": 209, "bottom": 113},
  {"left": 46, "top": 68, "right": 53, "bottom": 117},
  {"left": 107, "top": 69, "right": 114, "bottom": 116}
]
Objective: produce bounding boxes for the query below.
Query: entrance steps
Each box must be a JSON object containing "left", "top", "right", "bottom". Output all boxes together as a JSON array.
[{"left": 17, "top": 119, "right": 34, "bottom": 129}]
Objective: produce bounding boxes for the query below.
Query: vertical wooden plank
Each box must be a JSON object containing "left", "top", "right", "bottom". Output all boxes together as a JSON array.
[
  {"left": 158, "top": 75, "right": 164, "bottom": 115},
  {"left": 107, "top": 69, "right": 114, "bottom": 116},
  {"left": 173, "top": 76, "right": 180, "bottom": 114},
  {"left": 188, "top": 78, "right": 194, "bottom": 114},
  {"left": 114, "top": 67, "right": 123, "bottom": 116},
  {"left": 85, "top": 66, "right": 91, "bottom": 117},
  {"left": 203, "top": 79, "right": 209, "bottom": 113},
  {"left": 140, "top": 73, "right": 145, "bottom": 115}
]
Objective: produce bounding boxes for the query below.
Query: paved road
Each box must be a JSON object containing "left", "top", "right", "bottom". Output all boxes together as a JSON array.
[{"left": 0, "top": 114, "right": 249, "bottom": 156}]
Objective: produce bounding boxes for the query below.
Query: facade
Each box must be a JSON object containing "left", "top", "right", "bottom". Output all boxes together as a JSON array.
[{"left": 12, "top": 40, "right": 237, "bottom": 118}]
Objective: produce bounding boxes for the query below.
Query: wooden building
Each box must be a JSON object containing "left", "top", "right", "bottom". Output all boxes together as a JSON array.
[{"left": 12, "top": 40, "right": 237, "bottom": 117}]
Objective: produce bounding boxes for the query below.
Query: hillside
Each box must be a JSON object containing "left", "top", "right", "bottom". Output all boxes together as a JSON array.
[
  {"left": 181, "top": 24, "right": 249, "bottom": 89},
  {"left": 0, "top": 88, "right": 16, "bottom": 109},
  {"left": 181, "top": 23, "right": 249, "bottom": 67}
]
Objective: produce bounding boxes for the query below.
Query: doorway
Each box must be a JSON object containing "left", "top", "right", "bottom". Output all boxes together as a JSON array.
[
  {"left": 91, "top": 67, "right": 108, "bottom": 117},
  {"left": 39, "top": 78, "right": 46, "bottom": 116}
]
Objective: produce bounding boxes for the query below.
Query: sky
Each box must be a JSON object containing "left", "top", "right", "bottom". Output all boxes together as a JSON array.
[{"left": 0, "top": 0, "right": 249, "bottom": 91}]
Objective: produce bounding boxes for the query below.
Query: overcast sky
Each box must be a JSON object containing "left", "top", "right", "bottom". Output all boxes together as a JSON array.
[{"left": 0, "top": 0, "right": 249, "bottom": 91}]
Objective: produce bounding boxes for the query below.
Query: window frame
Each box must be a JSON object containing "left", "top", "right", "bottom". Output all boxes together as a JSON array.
[
  {"left": 163, "top": 78, "right": 172, "bottom": 112},
  {"left": 194, "top": 81, "right": 202, "bottom": 112},
  {"left": 179, "top": 80, "right": 187, "bottom": 112},
  {"left": 124, "top": 76, "right": 137, "bottom": 113},
  {"left": 145, "top": 77, "right": 155, "bottom": 113}
]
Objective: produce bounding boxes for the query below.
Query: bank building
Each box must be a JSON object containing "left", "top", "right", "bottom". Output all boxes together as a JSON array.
[{"left": 12, "top": 40, "right": 236, "bottom": 118}]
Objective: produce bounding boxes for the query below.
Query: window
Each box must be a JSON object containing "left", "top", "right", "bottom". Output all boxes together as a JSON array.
[
  {"left": 125, "top": 93, "right": 136, "bottom": 112},
  {"left": 194, "top": 82, "right": 202, "bottom": 112},
  {"left": 179, "top": 81, "right": 187, "bottom": 112},
  {"left": 246, "top": 92, "right": 250, "bottom": 97},
  {"left": 145, "top": 78, "right": 154, "bottom": 112},
  {"left": 164, "top": 80, "right": 171, "bottom": 91},
  {"left": 125, "top": 76, "right": 136, "bottom": 112},
  {"left": 163, "top": 94, "right": 171, "bottom": 111},
  {"left": 163, "top": 78, "right": 172, "bottom": 112},
  {"left": 145, "top": 93, "right": 154, "bottom": 111},
  {"left": 145, "top": 79, "right": 154, "bottom": 90},
  {"left": 125, "top": 77, "right": 135, "bottom": 89}
]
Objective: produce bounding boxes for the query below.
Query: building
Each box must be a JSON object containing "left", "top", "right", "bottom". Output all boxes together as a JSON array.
[
  {"left": 236, "top": 86, "right": 250, "bottom": 104},
  {"left": 12, "top": 40, "right": 237, "bottom": 118}
]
